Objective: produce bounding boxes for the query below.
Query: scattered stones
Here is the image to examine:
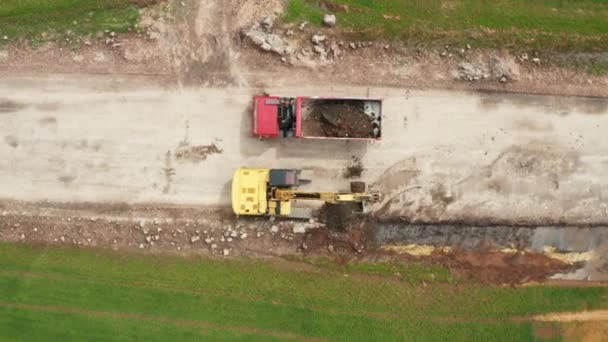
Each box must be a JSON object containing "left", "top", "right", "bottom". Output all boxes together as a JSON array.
[
  {"left": 227, "top": 237, "right": 233, "bottom": 242},
  {"left": 520, "top": 53, "right": 529, "bottom": 62},
  {"left": 299, "top": 22, "right": 307, "bottom": 30},
  {"left": 532, "top": 57, "right": 541, "bottom": 64},
  {"left": 500, "top": 76, "right": 507, "bottom": 83},
  {"left": 328, "top": 244, "right": 334, "bottom": 253},
  {"left": 466, "top": 43, "right": 471, "bottom": 50},
  {"left": 190, "top": 235, "right": 200, "bottom": 243},
  {"left": 323, "top": 14, "right": 336, "bottom": 27},
  {"left": 349, "top": 42, "right": 356, "bottom": 49},
  {"left": 270, "top": 225, "right": 279, "bottom": 233},
  {"left": 240, "top": 233, "right": 247, "bottom": 239},
  {"left": 211, "top": 243, "right": 218, "bottom": 249},
  {"left": 139, "top": 243, "right": 144, "bottom": 249},
  {"left": 204, "top": 238, "right": 212, "bottom": 244},
  {"left": 223, "top": 249, "right": 230, "bottom": 256},
  {"left": 145, "top": 236, "right": 152, "bottom": 243},
  {"left": 455, "top": 62, "right": 486, "bottom": 81}
]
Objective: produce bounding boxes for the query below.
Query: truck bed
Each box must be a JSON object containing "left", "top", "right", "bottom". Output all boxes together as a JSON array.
[{"left": 300, "top": 98, "right": 382, "bottom": 139}]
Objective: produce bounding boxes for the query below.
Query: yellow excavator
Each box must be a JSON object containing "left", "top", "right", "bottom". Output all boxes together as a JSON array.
[{"left": 231, "top": 168, "right": 380, "bottom": 217}]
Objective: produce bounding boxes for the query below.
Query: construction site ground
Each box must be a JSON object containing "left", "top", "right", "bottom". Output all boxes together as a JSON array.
[{"left": 1, "top": 1, "right": 608, "bottom": 339}]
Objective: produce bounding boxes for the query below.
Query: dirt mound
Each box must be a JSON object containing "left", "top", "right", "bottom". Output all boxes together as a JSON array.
[
  {"left": 439, "top": 250, "right": 576, "bottom": 284},
  {"left": 302, "top": 100, "right": 375, "bottom": 138}
]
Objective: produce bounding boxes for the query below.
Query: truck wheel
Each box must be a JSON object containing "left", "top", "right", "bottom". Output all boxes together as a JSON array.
[{"left": 350, "top": 181, "right": 366, "bottom": 193}]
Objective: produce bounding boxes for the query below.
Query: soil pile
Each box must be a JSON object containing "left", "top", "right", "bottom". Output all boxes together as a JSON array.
[
  {"left": 302, "top": 100, "right": 375, "bottom": 138},
  {"left": 175, "top": 144, "right": 223, "bottom": 162}
]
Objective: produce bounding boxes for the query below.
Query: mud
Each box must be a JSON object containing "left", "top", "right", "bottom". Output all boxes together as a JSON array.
[{"left": 301, "top": 99, "right": 375, "bottom": 138}]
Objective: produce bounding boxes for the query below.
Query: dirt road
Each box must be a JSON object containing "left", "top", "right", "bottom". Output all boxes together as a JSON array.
[{"left": 1, "top": 74, "right": 608, "bottom": 225}]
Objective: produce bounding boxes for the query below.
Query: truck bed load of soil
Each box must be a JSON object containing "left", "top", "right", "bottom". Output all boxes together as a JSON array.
[{"left": 301, "top": 99, "right": 376, "bottom": 138}]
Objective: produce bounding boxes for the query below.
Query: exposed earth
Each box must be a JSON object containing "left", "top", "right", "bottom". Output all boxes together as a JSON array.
[{"left": 1, "top": 0, "right": 608, "bottom": 285}]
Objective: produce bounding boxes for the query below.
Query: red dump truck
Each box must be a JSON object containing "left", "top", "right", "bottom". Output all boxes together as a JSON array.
[{"left": 252, "top": 95, "right": 382, "bottom": 140}]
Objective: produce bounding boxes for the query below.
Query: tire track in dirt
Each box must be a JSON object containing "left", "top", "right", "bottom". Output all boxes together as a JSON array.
[{"left": 0, "top": 301, "right": 327, "bottom": 342}]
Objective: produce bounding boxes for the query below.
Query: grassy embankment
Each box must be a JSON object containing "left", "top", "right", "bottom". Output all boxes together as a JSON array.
[
  {"left": 285, "top": 0, "right": 608, "bottom": 75},
  {"left": 0, "top": 243, "right": 606, "bottom": 341},
  {"left": 0, "top": 0, "right": 145, "bottom": 42}
]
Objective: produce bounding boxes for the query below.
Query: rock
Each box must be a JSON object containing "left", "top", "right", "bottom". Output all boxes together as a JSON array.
[
  {"left": 313, "top": 45, "right": 325, "bottom": 54},
  {"left": 190, "top": 235, "right": 200, "bottom": 243},
  {"left": 349, "top": 42, "right": 356, "bottom": 49},
  {"left": 20, "top": 233, "right": 25, "bottom": 239},
  {"left": 211, "top": 243, "right": 218, "bottom": 249},
  {"left": 154, "top": 235, "right": 160, "bottom": 241},
  {"left": 532, "top": 57, "right": 541, "bottom": 64},
  {"left": 286, "top": 29, "right": 294, "bottom": 36},
  {"left": 293, "top": 223, "right": 307, "bottom": 234},
  {"left": 60, "top": 236, "right": 65, "bottom": 242},
  {"left": 520, "top": 53, "right": 529, "bottom": 61},
  {"left": 299, "top": 22, "right": 307, "bottom": 30},
  {"left": 145, "top": 236, "right": 152, "bottom": 243},
  {"left": 323, "top": 14, "right": 336, "bottom": 27},
  {"left": 139, "top": 243, "right": 145, "bottom": 249},
  {"left": 262, "top": 16, "right": 274, "bottom": 31},
  {"left": 455, "top": 62, "right": 486, "bottom": 82},
  {"left": 227, "top": 237, "right": 233, "bottom": 242},
  {"left": 490, "top": 56, "right": 520, "bottom": 81},
  {"left": 245, "top": 24, "right": 292, "bottom": 55},
  {"left": 281, "top": 57, "right": 287, "bottom": 63},
  {"left": 302, "top": 242, "right": 308, "bottom": 250},
  {"left": 110, "top": 31, "right": 116, "bottom": 37},
  {"left": 311, "top": 34, "right": 326, "bottom": 45},
  {"left": 230, "top": 231, "right": 238, "bottom": 238},
  {"left": 157, "top": 227, "right": 163, "bottom": 232},
  {"left": 240, "top": 233, "right": 248, "bottom": 239},
  {"left": 328, "top": 244, "right": 334, "bottom": 252},
  {"left": 223, "top": 249, "right": 230, "bottom": 256},
  {"left": 204, "top": 238, "right": 212, "bottom": 244},
  {"left": 466, "top": 44, "right": 471, "bottom": 50},
  {"left": 270, "top": 225, "right": 279, "bottom": 233},
  {"left": 220, "top": 236, "right": 226, "bottom": 242},
  {"left": 177, "top": 246, "right": 182, "bottom": 251},
  {"left": 33, "top": 228, "right": 38, "bottom": 232}
]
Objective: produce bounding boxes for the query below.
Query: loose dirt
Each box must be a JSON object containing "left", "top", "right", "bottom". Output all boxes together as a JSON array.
[
  {"left": 301, "top": 100, "right": 375, "bottom": 138},
  {"left": 343, "top": 156, "right": 364, "bottom": 178},
  {"left": 175, "top": 143, "right": 223, "bottom": 162}
]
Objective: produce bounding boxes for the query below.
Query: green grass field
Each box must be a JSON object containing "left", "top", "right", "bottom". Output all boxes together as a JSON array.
[
  {"left": 0, "top": 243, "right": 606, "bottom": 341},
  {"left": 0, "top": 0, "right": 143, "bottom": 41},
  {"left": 285, "top": 0, "right": 608, "bottom": 52}
]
